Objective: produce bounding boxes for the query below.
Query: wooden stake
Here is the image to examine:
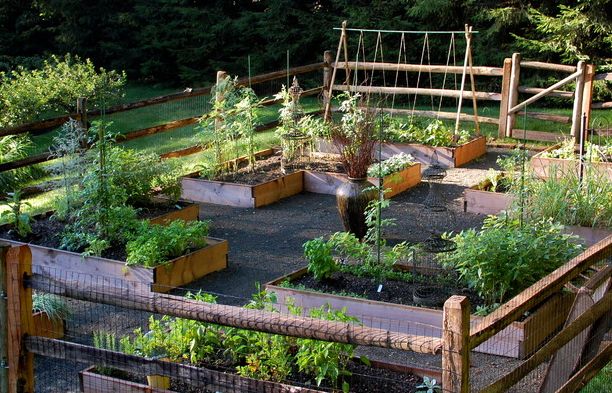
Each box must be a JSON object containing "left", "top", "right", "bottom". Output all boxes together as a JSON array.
[
  {"left": 571, "top": 61, "right": 586, "bottom": 141},
  {"left": 6, "top": 246, "right": 33, "bottom": 393},
  {"left": 324, "top": 21, "right": 347, "bottom": 121},
  {"left": 506, "top": 53, "right": 521, "bottom": 137},
  {"left": 0, "top": 246, "right": 8, "bottom": 393},
  {"left": 465, "top": 25, "right": 480, "bottom": 135},
  {"left": 498, "top": 58, "right": 512, "bottom": 138},
  {"left": 454, "top": 27, "right": 471, "bottom": 133},
  {"left": 442, "top": 295, "right": 470, "bottom": 393}
]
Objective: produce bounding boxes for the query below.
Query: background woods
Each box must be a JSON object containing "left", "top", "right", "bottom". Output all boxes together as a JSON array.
[{"left": 1, "top": 0, "right": 610, "bottom": 85}]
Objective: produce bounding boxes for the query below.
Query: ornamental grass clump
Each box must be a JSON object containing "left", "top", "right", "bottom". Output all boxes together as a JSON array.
[
  {"left": 440, "top": 215, "right": 583, "bottom": 306},
  {"left": 331, "top": 93, "right": 376, "bottom": 178}
]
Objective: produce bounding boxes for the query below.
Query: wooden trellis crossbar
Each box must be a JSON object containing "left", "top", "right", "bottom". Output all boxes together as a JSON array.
[
  {"left": 332, "top": 85, "right": 501, "bottom": 101},
  {"left": 332, "top": 61, "right": 503, "bottom": 76}
]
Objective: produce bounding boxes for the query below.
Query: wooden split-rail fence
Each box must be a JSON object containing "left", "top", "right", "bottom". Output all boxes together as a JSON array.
[{"left": 1, "top": 235, "right": 610, "bottom": 392}]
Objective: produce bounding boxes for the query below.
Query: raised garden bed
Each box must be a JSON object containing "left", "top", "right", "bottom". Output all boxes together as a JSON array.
[
  {"left": 181, "top": 149, "right": 421, "bottom": 207},
  {"left": 530, "top": 144, "right": 612, "bottom": 180},
  {"left": 303, "top": 162, "right": 421, "bottom": 198},
  {"left": 79, "top": 357, "right": 435, "bottom": 393},
  {"left": 32, "top": 311, "right": 65, "bottom": 339},
  {"left": 141, "top": 201, "right": 200, "bottom": 225},
  {"left": 462, "top": 183, "right": 611, "bottom": 246},
  {"left": 317, "top": 136, "right": 486, "bottom": 168},
  {"left": 463, "top": 179, "right": 514, "bottom": 215},
  {"left": 0, "top": 237, "right": 227, "bottom": 293},
  {"left": 265, "top": 267, "right": 574, "bottom": 359}
]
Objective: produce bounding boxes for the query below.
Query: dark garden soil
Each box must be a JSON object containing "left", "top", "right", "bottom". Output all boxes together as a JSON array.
[
  {"left": 32, "top": 148, "right": 538, "bottom": 392},
  {"left": 216, "top": 152, "right": 344, "bottom": 185},
  {"left": 291, "top": 270, "right": 485, "bottom": 309},
  {"left": 135, "top": 200, "right": 192, "bottom": 220}
]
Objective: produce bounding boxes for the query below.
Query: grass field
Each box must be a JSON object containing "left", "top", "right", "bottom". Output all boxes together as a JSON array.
[
  {"left": 580, "top": 361, "right": 611, "bottom": 392},
  {"left": 4, "top": 83, "right": 611, "bottom": 218}
]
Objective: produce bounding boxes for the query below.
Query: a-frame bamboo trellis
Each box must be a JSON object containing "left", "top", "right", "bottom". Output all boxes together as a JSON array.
[{"left": 323, "top": 21, "right": 481, "bottom": 136}]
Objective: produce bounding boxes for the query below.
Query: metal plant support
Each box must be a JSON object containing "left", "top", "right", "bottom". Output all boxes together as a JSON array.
[
  {"left": 419, "top": 152, "right": 456, "bottom": 253},
  {"left": 280, "top": 77, "right": 311, "bottom": 174}
]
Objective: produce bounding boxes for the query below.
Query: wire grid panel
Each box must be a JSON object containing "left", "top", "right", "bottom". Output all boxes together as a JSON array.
[{"left": 23, "top": 265, "right": 444, "bottom": 393}]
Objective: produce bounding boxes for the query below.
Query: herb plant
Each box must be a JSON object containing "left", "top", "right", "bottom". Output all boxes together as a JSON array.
[
  {"left": 416, "top": 376, "right": 441, "bottom": 393},
  {"left": 541, "top": 138, "right": 612, "bottom": 163},
  {"left": 304, "top": 237, "right": 338, "bottom": 280},
  {"left": 384, "top": 117, "right": 471, "bottom": 147},
  {"left": 0, "top": 191, "right": 33, "bottom": 237},
  {"left": 440, "top": 215, "right": 583, "bottom": 306},
  {"left": 125, "top": 220, "right": 209, "bottom": 267},
  {"left": 367, "top": 152, "right": 416, "bottom": 178},
  {"left": 32, "top": 293, "right": 71, "bottom": 321}
]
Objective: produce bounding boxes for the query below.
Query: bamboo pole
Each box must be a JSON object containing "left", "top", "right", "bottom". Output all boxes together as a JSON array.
[
  {"left": 498, "top": 58, "right": 512, "bottom": 138},
  {"left": 442, "top": 296, "right": 470, "bottom": 393},
  {"left": 6, "top": 246, "right": 33, "bottom": 393},
  {"left": 31, "top": 273, "right": 442, "bottom": 355},
  {"left": 571, "top": 61, "right": 586, "bottom": 141},
  {"left": 0, "top": 247, "right": 8, "bottom": 393},
  {"left": 505, "top": 53, "right": 521, "bottom": 137}
]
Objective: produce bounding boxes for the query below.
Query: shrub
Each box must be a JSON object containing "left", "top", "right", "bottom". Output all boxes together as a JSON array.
[
  {"left": 126, "top": 220, "right": 210, "bottom": 267},
  {"left": 440, "top": 215, "right": 583, "bottom": 305}
]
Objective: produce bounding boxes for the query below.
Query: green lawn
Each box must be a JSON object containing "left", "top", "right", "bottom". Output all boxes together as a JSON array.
[{"left": 581, "top": 362, "right": 611, "bottom": 392}]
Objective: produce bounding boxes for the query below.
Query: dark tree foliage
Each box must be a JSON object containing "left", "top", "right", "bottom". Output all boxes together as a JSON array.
[{"left": 0, "top": 0, "right": 609, "bottom": 84}]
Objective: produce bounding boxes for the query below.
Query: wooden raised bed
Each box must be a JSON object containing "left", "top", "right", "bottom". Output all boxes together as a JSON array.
[
  {"left": 317, "top": 136, "right": 486, "bottom": 168},
  {"left": 530, "top": 144, "right": 612, "bottom": 180},
  {"left": 32, "top": 311, "right": 65, "bottom": 339},
  {"left": 182, "top": 170, "right": 304, "bottom": 208},
  {"left": 79, "top": 357, "right": 438, "bottom": 393},
  {"left": 146, "top": 202, "right": 199, "bottom": 225},
  {"left": 303, "top": 163, "right": 421, "bottom": 198},
  {"left": 265, "top": 268, "right": 574, "bottom": 359},
  {"left": 463, "top": 179, "right": 514, "bottom": 215},
  {"left": 0, "top": 237, "right": 228, "bottom": 294}
]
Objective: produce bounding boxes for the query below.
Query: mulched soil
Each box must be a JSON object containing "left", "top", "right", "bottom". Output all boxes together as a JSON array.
[
  {"left": 291, "top": 270, "right": 484, "bottom": 309},
  {"left": 135, "top": 200, "right": 191, "bottom": 220},
  {"left": 216, "top": 152, "right": 344, "bottom": 185}
]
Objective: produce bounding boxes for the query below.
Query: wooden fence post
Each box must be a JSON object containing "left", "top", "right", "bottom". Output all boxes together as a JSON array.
[
  {"left": 0, "top": 246, "right": 8, "bottom": 393},
  {"left": 442, "top": 295, "right": 470, "bottom": 393},
  {"left": 322, "top": 50, "right": 333, "bottom": 121},
  {"left": 505, "top": 53, "right": 521, "bottom": 138},
  {"left": 5, "top": 246, "right": 33, "bottom": 393},
  {"left": 571, "top": 61, "right": 586, "bottom": 142},
  {"left": 580, "top": 64, "right": 595, "bottom": 136},
  {"left": 498, "top": 58, "right": 512, "bottom": 139}
]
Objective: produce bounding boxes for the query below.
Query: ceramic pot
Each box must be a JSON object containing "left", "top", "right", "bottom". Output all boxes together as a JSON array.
[{"left": 336, "top": 177, "right": 377, "bottom": 240}]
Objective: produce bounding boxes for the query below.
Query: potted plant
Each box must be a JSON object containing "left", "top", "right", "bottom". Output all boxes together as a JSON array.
[
  {"left": 332, "top": 93, "right": 377, "bottom": 240},
  {"left": 32, "top": 292, "right": 70, "bottom": 339}
]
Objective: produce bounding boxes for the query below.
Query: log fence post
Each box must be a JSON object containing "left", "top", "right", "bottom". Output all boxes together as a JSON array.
[
  {"left": 505, "top": 53, "right": 521, "bottom": 138},
  {"left": 580, "top": 64, "right": 595, "bottom": 138},
  {"left": 442, "top": 295, "right": 470, "bottom": 393},
  {"left": 5, "top": 245, "right": 33, "bottom": 393},
  {"left": 322, "top": 50, "right": 333, "bottom": 121},
  {"left": 571, "top": 61, "right": 586, "bottom": 142},
  {"left": 498, "top": 58, "right": 512, "bottom": 139},
  {"left": 0, "top": 246, "right": 8, "bottom": 393}
]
